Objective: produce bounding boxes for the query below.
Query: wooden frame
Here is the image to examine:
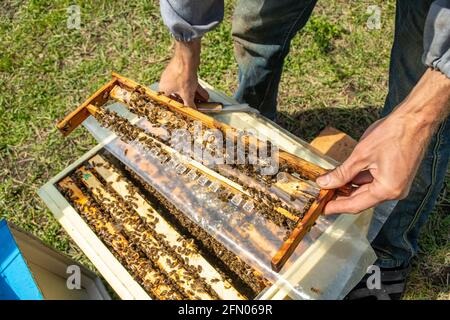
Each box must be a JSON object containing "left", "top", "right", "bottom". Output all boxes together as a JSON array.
[{"left": 55, "top": 72, "right": 342, "bottom": 273}]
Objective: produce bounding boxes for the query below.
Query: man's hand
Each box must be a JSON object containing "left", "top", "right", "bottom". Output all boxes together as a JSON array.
[
  {"left": 316, "top": 68, "right": 450, "bottom": 215},
  {"left": 159, "top": 39, "right": 209, "bottom": 108}
]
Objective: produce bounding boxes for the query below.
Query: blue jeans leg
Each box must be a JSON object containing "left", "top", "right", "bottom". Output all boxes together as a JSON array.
[
  {"left": 371, "top": 0, "right": 450, "bottom": 268},
  {"left": 232, "top": 0, "right": 318, "bottom": 120}
]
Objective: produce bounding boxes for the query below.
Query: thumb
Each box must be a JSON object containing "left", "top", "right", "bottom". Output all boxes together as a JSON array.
[
  {"left": 316, "top": 153, "right": 366, "bottom": 189},
  {"left": 195, "top": 84, "right": 210, "bottom": 102},
  {"left": 179, "top": 91, "right": 197, "bottom": 109}
]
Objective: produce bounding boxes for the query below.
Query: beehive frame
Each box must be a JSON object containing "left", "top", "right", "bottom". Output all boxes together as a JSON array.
[{"left": 55, "top": 72, "right": 351, "bottom": 273}]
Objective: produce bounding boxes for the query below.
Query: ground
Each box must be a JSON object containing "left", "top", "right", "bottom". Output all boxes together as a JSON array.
[{"left": 0, "top": 0, "right": 448, "bottom": 299}]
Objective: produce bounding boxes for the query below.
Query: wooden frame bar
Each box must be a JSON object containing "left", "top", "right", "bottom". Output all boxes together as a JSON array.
[
  {"left": 57, "top": 73, "right": 328, "bottom": 179},
  {"left": 271, "top": 189, "right": 335, "bottom": 271},
  {"left": 57, "top": 79, "right": 118, "bottom": 136}
]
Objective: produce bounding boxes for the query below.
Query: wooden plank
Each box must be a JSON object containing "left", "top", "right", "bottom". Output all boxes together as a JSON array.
[
  {"left": 77, "top": 166, "right": 216, "bottom": 300},
  {"left": 271, "top": 189, "right": 335, "bottom": 272},
  {"left": 310, "top": 127, "right": 357, "bottom": 163},
  {"left": 89, "top": 154, "right": 246, "bottom": 300},
  {"left": 57, "top": 79, "right": 118, "bottom": 136}
]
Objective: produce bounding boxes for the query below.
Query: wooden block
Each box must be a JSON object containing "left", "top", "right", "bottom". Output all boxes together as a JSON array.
[{"left": 310, "top": 127, "right": 357, "bottom": 163}]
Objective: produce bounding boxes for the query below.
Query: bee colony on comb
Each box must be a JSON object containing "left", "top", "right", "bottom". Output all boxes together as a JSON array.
[{"left": 40, "top": 73, "right": 348, "bottom": 300}]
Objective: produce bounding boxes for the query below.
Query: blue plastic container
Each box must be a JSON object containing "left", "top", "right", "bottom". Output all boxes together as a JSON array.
[{"left": 0, "top": 219, "right": 43, "bottom": 300}]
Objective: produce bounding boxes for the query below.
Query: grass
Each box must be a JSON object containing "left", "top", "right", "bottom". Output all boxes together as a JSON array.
[{"left": 0, "top": 0, "right": 448, "bottom": 299}]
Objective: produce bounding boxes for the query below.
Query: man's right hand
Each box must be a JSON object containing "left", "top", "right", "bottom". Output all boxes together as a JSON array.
[{"left": 159, "top": 38, "right": 209, "bottom": 108}]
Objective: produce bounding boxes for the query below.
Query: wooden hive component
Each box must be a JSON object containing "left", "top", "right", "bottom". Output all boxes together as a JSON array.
[
  {"left": 56, "top": 73, "right": 328, "bottom": 181},
  {"left": 109, "top": 74, "right": 328, "bottom": 180},
  {"left": 271, "top": 189, "right": 336, "bottom": 272},
  {"left": 58, "top": 176, "right": 183, "bottom": 299},
  {"left": 310, "top": 126, "right": 357, "bottom": 163},
  {"left": 57, "top": 79, "right": 118, "bottom": 136},
  {"left": 88, "top": 154, "right": 246, "bottom": 300}
]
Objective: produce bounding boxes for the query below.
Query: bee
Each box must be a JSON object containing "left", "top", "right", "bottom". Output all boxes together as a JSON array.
[{"left": 311, "top": 287, "right": 322, "bottom": 294}]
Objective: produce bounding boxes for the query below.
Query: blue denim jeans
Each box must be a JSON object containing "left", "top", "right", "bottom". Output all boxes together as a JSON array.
[{"left": 232, "top": 0, "right": 450, "bottom": 268}]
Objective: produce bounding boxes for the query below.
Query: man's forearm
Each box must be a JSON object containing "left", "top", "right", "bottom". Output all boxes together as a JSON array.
[
  {"left": 393, "top": 68, "right": 450, "bottom": 136},
  {"left": 173, "top": 39, "right": 201, "bottom": 70},
  {"left": 317, "top": 68, "right": 450, "bottom": 215}
]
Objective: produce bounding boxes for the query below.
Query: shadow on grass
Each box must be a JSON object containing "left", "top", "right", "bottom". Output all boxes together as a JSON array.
[{"left": 276, "top": 105, "right": 382, "bottom": 142}]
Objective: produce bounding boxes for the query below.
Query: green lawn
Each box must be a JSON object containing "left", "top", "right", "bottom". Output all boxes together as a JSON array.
[{"left": 0, "top": 0, "right": 448, "bottom": 299}]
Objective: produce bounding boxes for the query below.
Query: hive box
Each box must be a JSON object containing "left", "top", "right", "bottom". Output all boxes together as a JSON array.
[{"left": 38, "top": 79, "right": 377, "bottom": 300}]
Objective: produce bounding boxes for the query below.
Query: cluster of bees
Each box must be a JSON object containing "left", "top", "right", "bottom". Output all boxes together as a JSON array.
[
  {"left": 60, "top": 153, "right": 270, "bottom": 299},
  {"left": 94, "top": 87, "right": 319, "bottom": 231},
  {"left": 60, "top": 183, "right": 184, "bottom": 299},
  {"left": 122, "top": 163, "right": 270, "bottom": 296},
  {"left": 93, "top": 173, "right": 222, "bottom": 298}
]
